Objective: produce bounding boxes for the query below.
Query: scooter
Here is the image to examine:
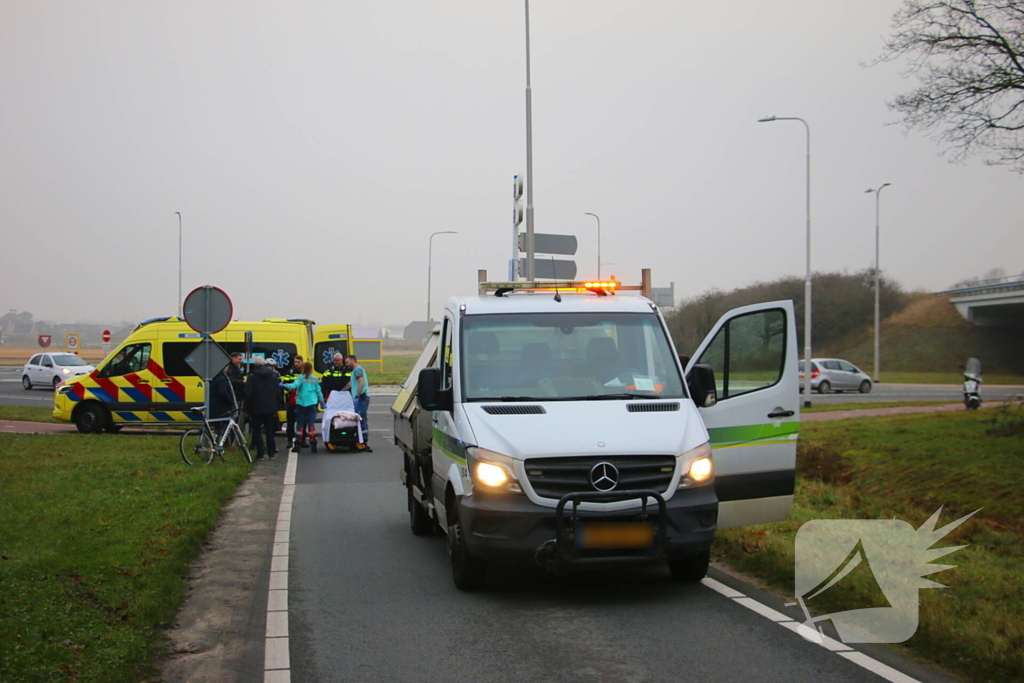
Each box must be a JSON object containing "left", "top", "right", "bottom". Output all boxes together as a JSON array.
[{"left": 961, "top": 357, "right": 982, "bottom": 410}]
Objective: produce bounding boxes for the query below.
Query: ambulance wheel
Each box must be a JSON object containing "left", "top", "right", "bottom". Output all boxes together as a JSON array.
[
  {"left": 669, "top": 550, "right": 710, "bottom": 582},
  {"left": 817, "top": 381, "right": 831, "bottom": 394},
  {"left": 75, "top": 404, "right": 108, "bottom": 434},
  {"left": 22, "top": 376, "right": 32, "bottom": 390},
  {"left": 409, "top": 482, "right": 433, "bottom": 536},
  {"left": 447, "top": 504, "right": 486, "bottom": 590}
]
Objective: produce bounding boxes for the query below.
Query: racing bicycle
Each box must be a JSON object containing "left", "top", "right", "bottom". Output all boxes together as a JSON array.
[{"left": 180, "top": 406, "right": 252, "bottom": 465}]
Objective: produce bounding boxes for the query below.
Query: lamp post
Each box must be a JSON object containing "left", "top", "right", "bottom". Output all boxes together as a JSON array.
[
  {"left": 174, "top": 212, "right": 182, "bottom": 315},
  {"left": 758, "top": 115, "right": 813, "bottom": 406},
  {"left": 523, "top": 0, "right": 536, "bottom": 281},
  {"left": 584, "top": 212, "right": 601, "bottom": 279},
  {"left": 865, "top": 183, "right": 891, "bottom": 383},
  {"left": 428, "top": 231, "right": 457, "bottom": 322}
]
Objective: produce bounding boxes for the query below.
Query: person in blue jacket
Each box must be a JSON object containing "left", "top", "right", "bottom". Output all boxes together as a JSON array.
[{"left": 281, "top": 361, "right": 324, "bottom": 453}]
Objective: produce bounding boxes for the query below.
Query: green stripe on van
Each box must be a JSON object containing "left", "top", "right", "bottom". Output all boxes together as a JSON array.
[
  {"left": 432, "top": 427, "right": 468, "bottom": 465},
  {"left": 708, "top": 422, "right": 799, "bottom": 448}
]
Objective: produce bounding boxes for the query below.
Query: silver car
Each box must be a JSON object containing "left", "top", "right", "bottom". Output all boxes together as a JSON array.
[
  {"left": 798, "top": 358, "right": 872, "bottom": 394},
  {"left": 22, "top": 352, "right": 95, "bottom": 390}
]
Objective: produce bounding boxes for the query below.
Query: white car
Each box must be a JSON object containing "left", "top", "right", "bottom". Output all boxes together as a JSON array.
[{"left": 22, "top": 353, "right": 95, "bottom": 390}]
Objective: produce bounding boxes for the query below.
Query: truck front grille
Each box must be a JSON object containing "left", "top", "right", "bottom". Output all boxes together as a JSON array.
[{"left": 523, "top": 455, "right": 676, "bottom": 499}]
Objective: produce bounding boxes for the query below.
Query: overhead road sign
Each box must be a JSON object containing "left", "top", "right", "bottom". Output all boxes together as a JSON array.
[
  {"left": 519, "top": 233, "right": 577, "bottom": 256},
  {"left": 521, "top": 258, "right": 577, "bottom": 280}
]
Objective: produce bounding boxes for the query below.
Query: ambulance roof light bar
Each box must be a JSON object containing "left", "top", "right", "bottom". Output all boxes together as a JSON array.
[{"left": 478, "top": 268, "right": 652, "bottom": 298}]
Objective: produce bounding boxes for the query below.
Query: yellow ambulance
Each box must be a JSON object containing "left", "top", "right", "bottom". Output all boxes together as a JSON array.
[{"left": 53, "top": 317, "right": 354, "bottom": 433}]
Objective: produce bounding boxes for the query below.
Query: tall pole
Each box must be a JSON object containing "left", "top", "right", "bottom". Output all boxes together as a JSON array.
[
  {"left": 524, "top": 0, "right": 535, "bottom": 281},
  {"left": 427, "top": 231, "right": 457, "bottom": 322},
  {"left": 866, "top": 183, "right": 891, "bottom": 383},
  {"left": 175, "top": 212, "right": 182, "bottom": 315},
  {"left": 584, "top": 212, "right": 601, "bottom": 279},
  {"left": 758, "top": 116, "right": 812, "bottom": 406}
]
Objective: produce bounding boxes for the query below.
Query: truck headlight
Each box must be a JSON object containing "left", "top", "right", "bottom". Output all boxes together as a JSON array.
[
  {"left": 466, "top": 447, "right": 522, "bottom": 494},
  {"left": 678, "top": 442, "right": 714, "bottom": 489}
]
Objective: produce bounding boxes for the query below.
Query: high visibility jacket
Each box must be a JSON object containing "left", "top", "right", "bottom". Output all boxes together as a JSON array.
[
  {"left": 320, "top": 366, "right": 352, "bottom": 398},
  {"left": 280, "top": 369, "right": 300, "bottom": 405}
]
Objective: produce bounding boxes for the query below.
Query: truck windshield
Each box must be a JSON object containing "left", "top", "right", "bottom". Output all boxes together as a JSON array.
[{"left": 461, "top": 312, "right": 685, "bottom": 401}]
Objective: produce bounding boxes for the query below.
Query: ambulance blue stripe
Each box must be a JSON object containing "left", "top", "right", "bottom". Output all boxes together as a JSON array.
[
  {"left": 151, "top": 412, "right": 175, "bottom": 422},
  {"left": 328, "top": 333, "right": 347, "bottom": 339},
  {"left": 66, "top": 393, "right": 81, "bottom": 402},
  {"left": 121, "top": 387, "right": 148, "bottom": 402},
  {"left": 155, "top": 388, "right": 180, "bottom": 402},
  {"left": 88, "top": 388, "right": 116, "bottom": 403},
  {"left": 116, "top": 412, "right": 142, "bottom": 421}
]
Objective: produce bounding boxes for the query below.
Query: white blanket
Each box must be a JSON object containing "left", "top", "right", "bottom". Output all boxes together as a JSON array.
[{"left": 322, "top": 391, "right": 363, "bottom": 443}]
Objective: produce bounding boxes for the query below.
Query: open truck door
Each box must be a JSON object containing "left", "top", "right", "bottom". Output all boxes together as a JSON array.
[{"left": 686, "top": 300, "right": 799, "bottom": 529}]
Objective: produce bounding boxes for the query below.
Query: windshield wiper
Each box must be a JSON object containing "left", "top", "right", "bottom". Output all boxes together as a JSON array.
[{"left": 586, "top": 393, "right": 662, "bottom": 400}]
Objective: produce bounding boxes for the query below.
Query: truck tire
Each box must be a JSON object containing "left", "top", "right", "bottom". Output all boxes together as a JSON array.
[
  {"left": 409, "top": 482, "right": 433, "bottom": 536},
  {"left": 447, "top": 504, "right": 486, "bottom": 590},
  {"left": 668, "top": 550, "right": 710, "bottom": 582}
]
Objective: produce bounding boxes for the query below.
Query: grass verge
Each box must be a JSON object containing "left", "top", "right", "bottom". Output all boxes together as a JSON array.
[
  {"left": 0, "top": 433, "right": 250, "bottom": 682},
  {"left": 0, "top": 406, "right": 59, "bottom": 423},
  {"left": 877, "top": 372, "right": 1024, "bottom": 386},
  {"left": 802, "top": 400, "right": 952, "bottom": 414},
  {"left": 714, "top": 408, "right": 1024, "bottom": 682},
  {"left": 368, "top": 353, "right": 416, "bottom": 386}
]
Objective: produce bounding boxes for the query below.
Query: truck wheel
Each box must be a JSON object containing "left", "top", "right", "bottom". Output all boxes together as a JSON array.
[
  {"left": 409, "top": 483, "right": 433, "bottom": 536},
  {"left": 74, "top": 404, "right": 108, "bottom": 434},
  {"left": 669, "top": 550, "right": 710, "bottom": 582},
  {"left": 447, "top": 505, "right": 486, "bottom": 590}
]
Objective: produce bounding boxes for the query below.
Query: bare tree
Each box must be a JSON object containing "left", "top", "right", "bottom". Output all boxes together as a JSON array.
[{"left": 878, "top": 0, "right": 1024, "bottom": 171}]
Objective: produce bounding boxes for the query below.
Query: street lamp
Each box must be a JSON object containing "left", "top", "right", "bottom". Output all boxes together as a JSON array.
[
  {"left": 758, "top": 115, "right": 813, "bottom": 406},
  {"left": 175, "top": 212, "right": 182, "bottom": 316},
  {"left": 584, "top": 212, "right": 601, "bottom": 279},
  {"left": 865, "top": 183, "right": 892, "bottom": 383},
  {"left": 428, "top": 231, "right": 457, "bottom": 322}
]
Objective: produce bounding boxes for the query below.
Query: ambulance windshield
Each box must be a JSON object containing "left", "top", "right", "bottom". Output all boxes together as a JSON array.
[{"left": 461, "top": 312, "right": 685, "bottom": 401}]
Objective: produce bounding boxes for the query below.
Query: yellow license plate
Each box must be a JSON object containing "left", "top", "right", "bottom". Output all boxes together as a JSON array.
[{"left": 577, "top": 522, "right": 655, "bottom": 549}]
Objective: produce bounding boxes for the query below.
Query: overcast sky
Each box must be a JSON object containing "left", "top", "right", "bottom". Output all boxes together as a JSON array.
[{"left": 3, "top": 0, "right": 1022, "bottom": 327}]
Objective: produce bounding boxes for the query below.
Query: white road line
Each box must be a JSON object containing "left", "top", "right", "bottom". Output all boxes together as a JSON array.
[
  {"left": 265, "top": 452, "right": 297, "bottom": 683},
  {"left": 700, "top": 577, "right": 923, "bottom": 683}
]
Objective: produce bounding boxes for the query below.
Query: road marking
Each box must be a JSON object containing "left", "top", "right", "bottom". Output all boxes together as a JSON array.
[
  {"left": 265, "top": 452, "right": 297, "bottom": 683},
  {"left": 700, "top": 577, "right": 922, "bottom": 683}
]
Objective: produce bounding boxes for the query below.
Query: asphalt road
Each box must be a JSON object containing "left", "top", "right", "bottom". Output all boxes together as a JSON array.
[{"left": 283, "top": 403, "right": 952, "bottom": 683}]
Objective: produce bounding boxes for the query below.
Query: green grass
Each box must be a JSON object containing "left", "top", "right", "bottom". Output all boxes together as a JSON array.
[
  {"left": 0, "top": 406, "right": 59, "bottom": 423},
  {"left": 714, "top": 408, "right": 1024, "bottom": 682},
  {"left": 0, "top": 433, "right": 251, "bottom": 682},
  {"left": 802, "top": 400, "right": 953, "bottom": 414},
  {"left": 368, "top": 353, "right": 417, "bottom": 386},
  {"left": 876, "top": 371, "right": 1024, "bottom": 385}
]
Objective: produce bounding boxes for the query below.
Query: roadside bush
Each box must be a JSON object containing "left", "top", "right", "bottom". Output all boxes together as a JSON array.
[{"left": 984, "top": 399, "right": 1024, "bottom": 437}]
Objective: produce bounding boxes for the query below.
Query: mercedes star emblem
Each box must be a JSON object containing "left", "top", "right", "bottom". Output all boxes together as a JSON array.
[{"left": 590, "top": 462, "right": 619, "bottom": 492}]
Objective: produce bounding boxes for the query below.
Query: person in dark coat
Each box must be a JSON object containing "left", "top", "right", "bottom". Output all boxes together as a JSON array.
[
  {"left": 244, "top": 356, "right": 280, "bottom": 460},
  {"left": 320, "top": 352, "right": 352, "bottom": 400},
  {"left": 208, "top": 366, "right": 236, "bottom": 438}
]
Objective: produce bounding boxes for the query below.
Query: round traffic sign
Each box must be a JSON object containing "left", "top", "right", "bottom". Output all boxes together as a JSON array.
[
  {"left": 67, "top": 336, "right": 78, "bottom": 349},
  {"left": 182, "top": 285, "right": 233, "bottom": 335},
  {"left": 102, "top": 329, "right": 111, "bottom": 343}
]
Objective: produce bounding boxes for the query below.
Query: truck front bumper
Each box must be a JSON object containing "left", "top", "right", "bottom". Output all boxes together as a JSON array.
[{"left": 460, "top": 486, "right": 717, "bottom": 569}]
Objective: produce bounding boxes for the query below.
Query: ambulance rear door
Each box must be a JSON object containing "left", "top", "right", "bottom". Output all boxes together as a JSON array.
[
  {"left": 685, "top": 300, "right": 799, "bottom": 529},
  {"left": 313, "top": 324, "right": 353, "bottom": 375}
]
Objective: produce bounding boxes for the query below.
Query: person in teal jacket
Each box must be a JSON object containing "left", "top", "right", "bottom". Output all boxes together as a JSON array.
[{"left": 281, "top": 361, "right": 324, "bottom": 453}]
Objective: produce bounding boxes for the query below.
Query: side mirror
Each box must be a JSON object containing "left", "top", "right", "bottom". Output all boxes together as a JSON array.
[
  {"left": 686, "top": 364, "right": 718, "bottom": 408},
  {"left": 417, "top": 367, "right": 453, "bottom": 412}
]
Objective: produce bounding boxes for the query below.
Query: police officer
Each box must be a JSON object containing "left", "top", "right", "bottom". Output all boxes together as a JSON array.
[
  {"left": 320, "top": 352, "right": 352, "bottom": 400},
  {"left": 280, "top": 355, "right": 304, "bottom": 448}
]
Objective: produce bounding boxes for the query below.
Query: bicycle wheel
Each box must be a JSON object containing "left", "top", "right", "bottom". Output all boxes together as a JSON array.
[
  {"left": 224, "top": 423, "right": 253, "bottom": 463},
  {"left": 180, "top": 428, "right": 215, "bottom": 465}
]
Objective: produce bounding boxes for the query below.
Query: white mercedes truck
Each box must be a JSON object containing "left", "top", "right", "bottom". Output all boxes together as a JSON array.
[{"left": 392, "top": 275, "right": 799, "bottom": 590}]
